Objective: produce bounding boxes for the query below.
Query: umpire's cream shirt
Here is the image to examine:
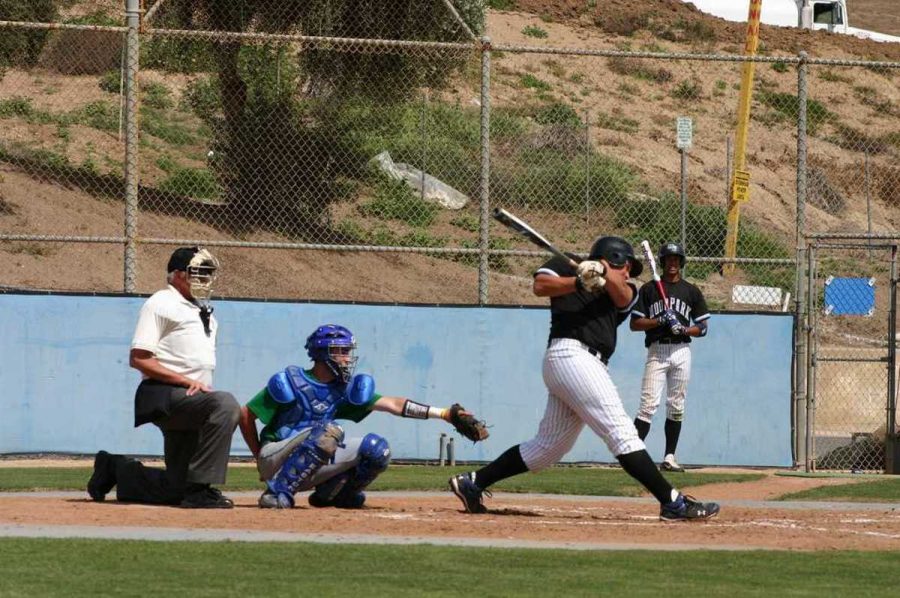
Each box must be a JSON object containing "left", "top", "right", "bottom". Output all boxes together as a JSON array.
[{"left": 131, "top": 285, "right": 217, "bottom": 386}]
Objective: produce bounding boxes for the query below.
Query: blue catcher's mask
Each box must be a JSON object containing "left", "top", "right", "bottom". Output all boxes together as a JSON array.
[{"left": 305, "top": 324, "right": 358, "bottom": 384}]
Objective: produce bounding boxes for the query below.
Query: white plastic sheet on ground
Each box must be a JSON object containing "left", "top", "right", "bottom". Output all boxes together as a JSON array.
[{"left": 371, "top": 151, "right": 468, "bottom": 210}]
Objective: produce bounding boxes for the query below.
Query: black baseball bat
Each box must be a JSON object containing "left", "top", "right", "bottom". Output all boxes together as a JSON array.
[{"left": 492, "top": 208, "right": 577, "bottom": 267}]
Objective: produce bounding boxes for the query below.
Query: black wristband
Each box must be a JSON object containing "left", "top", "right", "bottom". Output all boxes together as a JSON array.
[
  {"left": 401, "top": 399, "right": 430, "bottom": 419},
  {"left": 574, "top": 276, "right": 586, "bottom": 292}
]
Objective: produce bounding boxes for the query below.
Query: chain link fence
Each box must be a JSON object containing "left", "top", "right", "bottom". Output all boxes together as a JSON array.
[
  {"left": 2, "top": 2, "right": 900, "bottom": 471},
  {"left": 3, "top": 3, "right": 898, "bottom": 306},
  {"left": 804, "top": 238, "right": 898, "bottom": 472}
]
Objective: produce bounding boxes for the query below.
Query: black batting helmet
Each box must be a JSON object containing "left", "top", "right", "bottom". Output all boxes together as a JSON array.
[
  {"left": 588, "top": 236, "right": 643, "bottom": 277},
  {"left": 658, "top": 241, "right": 686, "bottom": 268}
]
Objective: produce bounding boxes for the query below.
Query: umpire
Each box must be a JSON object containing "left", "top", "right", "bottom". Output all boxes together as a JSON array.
[{"left": 87, "top": 247, "right": 240, "bottom": 508}]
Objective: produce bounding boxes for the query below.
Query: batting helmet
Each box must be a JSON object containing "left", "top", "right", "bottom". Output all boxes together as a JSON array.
[
  {"left": 658, "top": 241, "right": 686, "bottom": 268},
  {"left": 305, "top": 324, "right": 358, "bottom": 383},
  {"left": 588, "top": 236, "right": 643, "bottom": 277}
]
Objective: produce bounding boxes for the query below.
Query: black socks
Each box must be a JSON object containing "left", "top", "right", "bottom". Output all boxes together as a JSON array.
[
  {"left": 617, "top": 449, "right": 674, "bottom": 504},
  {"left": 474, "top": 445, "right": 529, "bottom": 489},
  {"left": 664, "top": 418, "right": 682, "bottom": 456}
]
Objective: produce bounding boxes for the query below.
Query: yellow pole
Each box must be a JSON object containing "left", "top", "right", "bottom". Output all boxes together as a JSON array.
[{"left": 724, "top": 0, "right": 763, "bottom": 275}]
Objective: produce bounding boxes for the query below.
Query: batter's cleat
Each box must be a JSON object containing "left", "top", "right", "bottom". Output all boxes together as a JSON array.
[
  {"left": 181, "top": 485, "right": 234, "bottom": 509},
  {"left": 660, "top": 455, "right": 685, "bottom": 473},
  {"left": 449, "top": 472, "right": 489, "bottom": 514},
  {"left": 309, "top": 489, "right": 366, "bottom": 509},
  {"left": 87, "top": 450, "right": 117, "bottom": 501},
  {"left": 659, "top": 494, "right": 720, "bottom": 522},
  {"left": 259, "top": 489, "right": 294, "bottom": 509}
]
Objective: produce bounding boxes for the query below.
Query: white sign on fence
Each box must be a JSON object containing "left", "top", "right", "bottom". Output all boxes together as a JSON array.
[{"left": 676, "top": 116, "right": 693, "bottom": 150}]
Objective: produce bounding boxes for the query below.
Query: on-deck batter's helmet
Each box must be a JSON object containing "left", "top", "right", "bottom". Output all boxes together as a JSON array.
[
  {"left": 305, "top": 324, "right": 358, "bottom": 384},
  {"left": 588, "top": 236, "right": 643, "bottom": 277},
  {"left": 658, "top": 241, "right": 686, "bottom": 268}
]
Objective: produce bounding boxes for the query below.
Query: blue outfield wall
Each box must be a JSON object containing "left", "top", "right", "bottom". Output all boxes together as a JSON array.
[{"left": 0, "top": 293, "right": 793, "bottom": 466}]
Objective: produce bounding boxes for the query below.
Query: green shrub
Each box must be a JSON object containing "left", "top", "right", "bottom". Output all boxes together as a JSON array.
[
  {"left": 359, "top": 176, "right": 439, "bottom": 227},
  {"left": 143, "top": 82, "right": 173, "bottom": 110},
  {"left": 99, "top": 70, "right": 121, "bottom": 94},
  {"left": 159, "top": 167, "right": 222, "bottom": 200},
  {"left": 672, "top": 80, "right": 702, "bottom": 101},
  {"left": 757, "top": 91, "right": 833, "bottom": 134},
  {"left": 0, "top": 0, "right": 57, "bottom": 70},
  {"left": 486, "top": 0, "right": 516, "bottom": 8},
  {"left": 0, "top": 97, "right": 52, "bottom": 124},
  {"left": 69, "top": 101, "right": 119, "bottom": 132},
  {"left": 615, "top": 197, "right": 791, "bottom": 286},
  {"left": 596, "top": 112, "right": 639, "bottom": 134},
  {"left": 182, "top": 77, "right": 221, "bottom": 122},
  {"left": 520, "top": 74, "right": 551, "bottom": 91},
  {"left": 533, "top": 102, "right": 581, "bottom": 127},
  {"left": 771, "top": 61, "right": 789, "bottom": 73},
  {"left": 140, "top": 107, "right": 194, "bottom": 145},
  {"left": 522, "top": 25, "right": 548, "bottom": 39},
  {"left": 451, "top": 213, "right": 480, "bottom": 232}
]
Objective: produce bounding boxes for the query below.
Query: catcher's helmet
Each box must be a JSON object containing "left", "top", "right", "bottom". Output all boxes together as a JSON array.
[
  {"left": 588, "top": 236, "right": 643, "bottom": 277},
  {"left": 305, "top": 324, "right": 358, "bottom": 383},
  {"left": 658, "top": 241, "right": 686, "bottom": 268}
]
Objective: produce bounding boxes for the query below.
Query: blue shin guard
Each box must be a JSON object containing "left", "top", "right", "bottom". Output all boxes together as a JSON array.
[{"left": 267, "top": 423, "right": 343, "bottom": 508}]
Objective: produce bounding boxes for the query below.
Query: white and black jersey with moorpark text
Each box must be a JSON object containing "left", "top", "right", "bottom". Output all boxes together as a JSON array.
[
  {"left": 632, "top": 279, "right": 710, "bottom": 347},
  {"left": 535, "top": 255, "right": 638, "bottom": 363}
]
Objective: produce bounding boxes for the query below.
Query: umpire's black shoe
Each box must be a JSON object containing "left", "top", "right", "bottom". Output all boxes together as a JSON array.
[
  {"left": 87, "top": 450, "right": 117, "bottom": 502},
  {"left": 449, "top": 472, "right": 489, "bottom": 514},
  {"left": 181, "top": 484, "right": 234, "bottom": 509}
]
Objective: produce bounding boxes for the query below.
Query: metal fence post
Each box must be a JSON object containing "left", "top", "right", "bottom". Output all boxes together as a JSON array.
[
  {"left": 122, "top": 0, "right": 141, "bottom": 293},
  {"left": 793, "top": 50, "right": 809, "bottom": 468},
  {"left": 477, "top": 36, "right": 491, "bottom": 305},
  {"left": 805, "top": 243, "right": 817, "bottom": 472},
  {"left": 886, "top": 245, "right": 898, "bottom": 474}
]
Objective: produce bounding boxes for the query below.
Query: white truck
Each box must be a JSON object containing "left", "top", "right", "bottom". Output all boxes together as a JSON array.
[{"left": 684, "top": 1, "right": 900, "bottom": 43}]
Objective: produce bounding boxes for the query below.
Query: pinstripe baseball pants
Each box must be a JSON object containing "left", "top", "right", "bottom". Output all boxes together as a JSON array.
[
  {"left": 635, "top": 342, "right": 692, "bottom": 423},
  {"left": 519, "top": 338, "right": 645, "bottom": 470}
]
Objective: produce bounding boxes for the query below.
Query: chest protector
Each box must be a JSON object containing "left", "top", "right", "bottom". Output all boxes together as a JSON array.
[{"left": 267, "top": 366, "right": 374, "bottom": 442}]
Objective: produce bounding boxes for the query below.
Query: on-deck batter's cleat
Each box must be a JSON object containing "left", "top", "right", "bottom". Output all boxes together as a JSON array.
[
  {"left": 449, "top": 472, "right": 489, "bottom": 514},
  {"left": 660, "top": 455, "right": 685, "bottom": 473},
  {"left": 87, "top": 450, "right": 116, "bottom": 501},
  {"left": 660, "top": 494, "right": 720, "bottom": 522}
]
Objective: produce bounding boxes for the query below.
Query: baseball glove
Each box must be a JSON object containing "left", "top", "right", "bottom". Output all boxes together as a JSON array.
[{"left": 448, "top": 403, "right": 489, "bottom": 442}]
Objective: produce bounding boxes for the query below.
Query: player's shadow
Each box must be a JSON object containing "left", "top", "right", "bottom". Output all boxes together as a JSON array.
[{"left": 480, "top": 507, "right": 543, "bottom": 517}]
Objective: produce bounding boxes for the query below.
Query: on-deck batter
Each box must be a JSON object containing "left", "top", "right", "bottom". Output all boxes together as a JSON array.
[
  {"left": 448, "top": 236, "right": 720, "bottom": 522},
  {"left": 630, "top": 242, "right": 710, "bottom": 472}
]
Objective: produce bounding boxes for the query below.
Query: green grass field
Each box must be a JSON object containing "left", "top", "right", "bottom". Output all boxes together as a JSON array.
[
  {"left": 0, "top": 464, "right": 762, "bottom": 496},
  {"left": 0, "top": 539, "right": 897, "bottom": 597},
  {"left": 777, "top": 477, "right": 900, "bottom": 502}
]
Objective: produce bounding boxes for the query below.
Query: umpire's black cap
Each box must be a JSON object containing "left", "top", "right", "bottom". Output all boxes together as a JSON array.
[{"left": 167, "top": 247, "right": 201, "bottom": 272}]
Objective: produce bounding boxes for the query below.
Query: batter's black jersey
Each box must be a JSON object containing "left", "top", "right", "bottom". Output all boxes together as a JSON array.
[
  {"left": 535, "top": 255, "right": 639, "bottom": 363},
  {"left": 631, "top": 278, "right": 710, "bottom": 347}
]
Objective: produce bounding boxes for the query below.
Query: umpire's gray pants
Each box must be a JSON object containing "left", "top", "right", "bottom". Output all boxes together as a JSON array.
[{"left": 257, "top": 428, "right": 366, "bottom": 492}]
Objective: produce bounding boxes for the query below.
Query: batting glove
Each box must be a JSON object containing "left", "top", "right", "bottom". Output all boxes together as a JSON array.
[{"left": 576, "top": 260, "right": 606, "bottom": 293}]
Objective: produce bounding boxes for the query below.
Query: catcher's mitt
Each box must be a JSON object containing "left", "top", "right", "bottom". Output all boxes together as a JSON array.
[{"left": 448, "top": 403, "right": 489, "bottom": 442}]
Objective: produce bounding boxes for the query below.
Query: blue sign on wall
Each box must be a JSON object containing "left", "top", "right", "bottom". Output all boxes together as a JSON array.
[
  {"left": 0, "top": 293, "right": 794, "bottom": 466},
  {"left": 824, "top": 277, "right": 876, "bottom": 316}
]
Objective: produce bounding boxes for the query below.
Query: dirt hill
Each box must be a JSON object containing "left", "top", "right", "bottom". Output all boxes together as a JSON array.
[{"left": 1, "top": 0, "right": 898, "bottom": 306}]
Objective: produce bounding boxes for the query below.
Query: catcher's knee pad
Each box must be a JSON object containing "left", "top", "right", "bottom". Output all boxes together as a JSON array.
[
  {"left": 342, "top": 433, "right": 390, "bottom": 493},
  {"left": 267, "top": 423, "right": 344, "bottom": 498}
]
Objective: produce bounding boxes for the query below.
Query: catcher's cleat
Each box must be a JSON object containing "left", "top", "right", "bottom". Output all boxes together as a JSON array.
[
  {"left": 660, "top": 455, "right": 685, "bottom": 473},
  {"left": 181, "top": 485, "right": 234, "bottom": 509},
  {"left": 259, "top": 489, "right": 293, "bottom": 509},
  {"left": 449, "top": 472, "right": 489, "bottom": 514},
  {"left": 87, "top": 450, "right": 117, "bottom": 502},
  {"left": 659, "top": 494, "right": 720, "bottom": 522}
]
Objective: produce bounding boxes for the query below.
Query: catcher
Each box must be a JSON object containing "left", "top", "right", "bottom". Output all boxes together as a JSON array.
[{"left": 239, "top": 323, "right": 488, "bottom": 509}]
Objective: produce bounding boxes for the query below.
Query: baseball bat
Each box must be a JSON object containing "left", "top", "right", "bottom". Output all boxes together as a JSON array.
[
  {"left": 640, "top": 240, "right": 670, "bottom": 310},
  {"left": 492, "top": 208, "right": 577, "bottom": 267}
]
